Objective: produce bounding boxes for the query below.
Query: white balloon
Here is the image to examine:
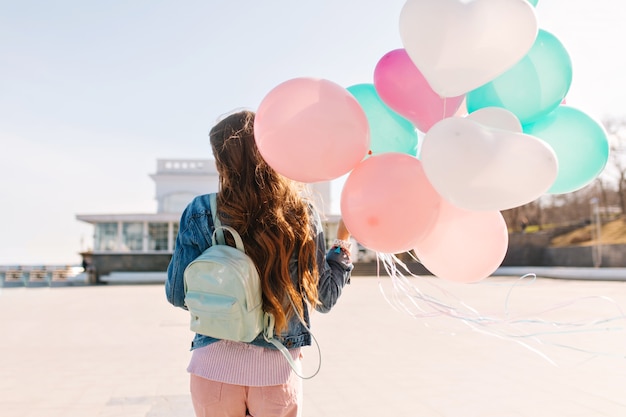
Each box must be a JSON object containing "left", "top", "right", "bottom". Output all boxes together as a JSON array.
[
  {"left": 466, "top": 107, "right": 522, "bottom": 132},
  {"left": 421, "top": 117, "right": 558, "bottom": 211},
  {"left": 399, "top": 0, "right": 538, "bottom": 97}
]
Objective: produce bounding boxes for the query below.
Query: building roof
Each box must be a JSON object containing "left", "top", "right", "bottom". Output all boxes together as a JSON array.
[{"left": 76, "top": 213, "right": 181, "bottom": 224}]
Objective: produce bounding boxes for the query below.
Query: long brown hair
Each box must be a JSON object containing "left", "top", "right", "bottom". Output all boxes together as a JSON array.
[{"left": 209, "top": 110, "right": 320, "bottom": 334}]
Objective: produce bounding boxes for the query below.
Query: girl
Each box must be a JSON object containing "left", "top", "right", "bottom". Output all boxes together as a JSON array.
[{"left": 166, "top": 110, "right": 353, "bottom": 417}]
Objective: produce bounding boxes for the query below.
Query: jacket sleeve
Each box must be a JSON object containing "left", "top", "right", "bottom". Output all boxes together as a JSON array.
[
  {"left": 165, "top": 204, "right": 207, "bottom": 309},
  {"left": 312, "top": 210, "right": 353, "bottom": 313}
]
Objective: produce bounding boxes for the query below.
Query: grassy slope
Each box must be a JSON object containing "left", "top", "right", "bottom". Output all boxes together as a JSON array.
[{"left": 550, "top": 217, "right": 626, "bottom": 247}]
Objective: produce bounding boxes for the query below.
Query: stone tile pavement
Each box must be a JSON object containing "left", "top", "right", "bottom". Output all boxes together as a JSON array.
[{"left": 1, "top": 275, "right": 625, "bottom": 417}]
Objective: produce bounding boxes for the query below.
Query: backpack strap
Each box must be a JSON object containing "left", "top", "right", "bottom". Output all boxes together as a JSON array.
[
  {"left": 263, "top": 300, "right": 322, "bottom": 380},
  {"left": 214, "top": 226, "right": 245, "bottom": 251},
  {"left": 209, "top": 193, "right": 226, "bottom": 246}
]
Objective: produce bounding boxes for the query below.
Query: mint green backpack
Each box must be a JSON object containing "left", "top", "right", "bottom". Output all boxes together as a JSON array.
[
  {"left": 184, "top": 194, "right": 263, "bottom": 342},
  {"left": 183, "top": 194, "right": 320, "bottom": 378}
]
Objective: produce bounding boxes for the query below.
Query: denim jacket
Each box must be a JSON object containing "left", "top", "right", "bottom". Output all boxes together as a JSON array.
[{"left": 166, "top": 194, "right": 353, "bottom": 351}]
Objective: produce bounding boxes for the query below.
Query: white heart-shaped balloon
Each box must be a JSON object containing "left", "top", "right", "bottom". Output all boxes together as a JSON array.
[
  {"left": 399, "top": 0, "right": 538, "bottom": 97},
  {"left": 466, "top": 107, "right": 522, "bottom": 132},
  {"left": 421, "top": 117, "right": 558, "bottom": 211}
]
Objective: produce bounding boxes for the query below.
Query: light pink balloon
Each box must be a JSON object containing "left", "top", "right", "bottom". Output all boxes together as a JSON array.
[
  {"left": 340, "top": 153, "right": 442, "bottom": 253},
  {"left": 413, "top": 199, "right": 509, "bottom": 283},
  {"left": 374, "top": 49, "right": 465, "bottom": 132},
  {"left": 254, "top": 78, "right": 370, "bottom": 183}
]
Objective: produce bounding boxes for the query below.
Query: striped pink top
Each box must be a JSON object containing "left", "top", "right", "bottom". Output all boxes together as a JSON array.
[{"left": 187, "top": 340, "right": 301, "bottom": 386}]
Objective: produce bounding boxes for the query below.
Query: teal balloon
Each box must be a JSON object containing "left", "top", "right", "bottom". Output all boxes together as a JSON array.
[
  {"left": 347, "top": 83, "right": 418, "bottom": 156},
  {"left": 523, "top": 106, "right": 609, "bottom": 194},
  {"left": 467, "top": 29, "right": 572, "bottom": 125}
]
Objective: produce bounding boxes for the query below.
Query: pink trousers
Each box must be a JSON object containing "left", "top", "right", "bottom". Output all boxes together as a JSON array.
[{"left": 190, "top": 374, "right": 302, "bottom": 417}]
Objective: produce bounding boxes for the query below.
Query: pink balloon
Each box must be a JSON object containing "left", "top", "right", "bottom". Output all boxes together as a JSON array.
[
  {"left": 341, "top": 153, "right": 442, "bottom": 253},
  {"left": 374, "top": 49, "right": 465, "bottom": 132},
  {"left": 254, "top": 78, "right": 370, "bottom": 183},
  {"left": 413, "top": 199, "right": 509, "bottom": 283}
]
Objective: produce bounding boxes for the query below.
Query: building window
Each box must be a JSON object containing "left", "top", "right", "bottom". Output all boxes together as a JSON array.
[
  {"left": 148, "top": 222, "right": 168, "bottom": 251},
  {"left": 122, "top": 222, "right": 143, "bottom": 251},
  {"left": 172, "top": 222, "right": 179, "bottom": 250},
  {"left": 95, "top": 223, "right": 118, "bottom": 251}
]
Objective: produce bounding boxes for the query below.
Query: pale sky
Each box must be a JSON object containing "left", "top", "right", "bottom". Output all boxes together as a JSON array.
[{"left": 1, "top": 0, "right": 625, "bottom": 265}]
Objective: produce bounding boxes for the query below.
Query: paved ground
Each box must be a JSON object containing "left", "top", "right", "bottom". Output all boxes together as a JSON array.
[{"left": 1, "top": 274, "right": 626, "bottom": 417}]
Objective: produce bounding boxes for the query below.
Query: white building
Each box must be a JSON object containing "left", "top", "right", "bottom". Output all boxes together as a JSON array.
[{"left": 76, "top": 158, "right": 342, "bottom": 281}]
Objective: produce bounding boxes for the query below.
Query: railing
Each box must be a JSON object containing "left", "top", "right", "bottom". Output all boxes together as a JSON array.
[
  {"left": 0, "top": 265, "right": 83, "bottom": 287},
  {"left": 156, "top": 159, "right": 216, "bottom": 175}
]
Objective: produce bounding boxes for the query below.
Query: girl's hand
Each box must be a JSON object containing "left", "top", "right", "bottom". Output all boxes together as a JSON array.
[{"left": 336, "top": 219, "right": 350, "bottom": 241}]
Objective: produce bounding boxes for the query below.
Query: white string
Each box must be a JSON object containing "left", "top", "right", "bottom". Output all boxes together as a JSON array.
[{"left": 375, "top": 253, "right": 626, "bottom": 365}]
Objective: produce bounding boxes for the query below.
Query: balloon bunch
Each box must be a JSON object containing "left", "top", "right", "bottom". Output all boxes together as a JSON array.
[{"left": 254, "top": 0, "right": 610, "bottom": 283}]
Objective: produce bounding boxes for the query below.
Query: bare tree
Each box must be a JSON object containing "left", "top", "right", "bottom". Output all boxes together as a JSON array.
[
  {"left": 601, "top": 117, "right": 626, "bottom": 214},
  {"left": 502, "top": 117, "right": 626, "bottom": 234},
  {"left": 503, "top": 179, "right": 609, "bottom": 230}
]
